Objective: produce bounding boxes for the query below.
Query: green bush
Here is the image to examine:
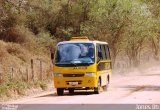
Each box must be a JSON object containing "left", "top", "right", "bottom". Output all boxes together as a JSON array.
[{"left": 36, "top": 31, "right": 57, "bottom": 49}]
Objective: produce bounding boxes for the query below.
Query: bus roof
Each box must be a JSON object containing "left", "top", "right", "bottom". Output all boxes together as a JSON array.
[
  {"left": 57, "top": 40, "right": 108, "bottom": 45},
  {"left": 57, "top": 36, "right": 108, "bottom": 45}
]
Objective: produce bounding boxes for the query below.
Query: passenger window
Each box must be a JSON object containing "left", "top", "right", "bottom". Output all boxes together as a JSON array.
[
  {"left": 105, "top": 45, "right": 110, "bottom": 60},
  {"left": 101, "top": 45, "right": 107, "bottom": 60},
  {"left": 97, "top": 44, "right": 111, "bottom": 61},
  {"left": 96, "top": 45, "right": 102, "bottom": 61}
]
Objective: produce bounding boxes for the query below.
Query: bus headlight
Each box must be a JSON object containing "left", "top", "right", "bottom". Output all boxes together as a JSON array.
[
  {"left": 85, "top": 72, "right": 96, "bottom": 76},
  {"left": 54, "top": 73, "right": 63, "bottom": 77}
]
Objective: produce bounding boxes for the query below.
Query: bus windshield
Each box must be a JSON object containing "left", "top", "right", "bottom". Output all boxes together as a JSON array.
[{"left": 55, "top": 43, "right": 95, "bottom": 67}]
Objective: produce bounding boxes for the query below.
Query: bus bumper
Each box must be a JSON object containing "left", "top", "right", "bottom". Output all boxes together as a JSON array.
[{"left": 53, "top": 77, "right": 97, "bottom": 89}]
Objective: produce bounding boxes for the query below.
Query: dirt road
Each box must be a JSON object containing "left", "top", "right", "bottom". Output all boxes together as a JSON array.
[{"left": 6, "top": 70, "right": 160, "bottom": 105}]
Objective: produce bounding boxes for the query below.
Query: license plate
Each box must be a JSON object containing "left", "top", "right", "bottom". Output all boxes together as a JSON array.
[{"left": 69, "top": 82, "right": 78, "bottom": 86}]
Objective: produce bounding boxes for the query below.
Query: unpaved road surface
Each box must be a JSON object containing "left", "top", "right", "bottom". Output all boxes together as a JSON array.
[{"left": 6, "top": 71, "right": 160, "bottom": 104}]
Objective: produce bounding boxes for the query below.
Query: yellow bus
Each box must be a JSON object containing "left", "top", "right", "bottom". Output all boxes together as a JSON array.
[{"left": 51, "top": 36, "right": 111, "bottom": 95}]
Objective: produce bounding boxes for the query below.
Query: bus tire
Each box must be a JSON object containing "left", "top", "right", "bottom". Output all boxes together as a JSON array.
[
  {"left": 103, "top": 76, "right": 109, "bottom": 91},
  {"left": 94, "top": 78, "right": 101, "bottom": 94},
  {"left": 68, "top": 88, "right": 74, "bottom": 94},
  {"left": 106, "top": 75, "right": 109, "bottom": 91},
  {"left": 57, "top": 88, "right": 64, "bottom": 96}
]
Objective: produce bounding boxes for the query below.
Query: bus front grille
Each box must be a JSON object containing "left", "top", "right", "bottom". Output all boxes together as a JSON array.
[{"left": 63, "top": 74, "right": 84, "bottom": 77}]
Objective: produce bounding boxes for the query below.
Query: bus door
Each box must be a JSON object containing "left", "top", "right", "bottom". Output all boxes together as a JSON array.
[{"left": 96, "top": 44, "right": 111, "bottom": 87}]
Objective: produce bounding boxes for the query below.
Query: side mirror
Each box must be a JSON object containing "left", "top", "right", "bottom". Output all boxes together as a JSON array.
[{"left": 51, "top": 52, "right": 54, "bottom": 60}]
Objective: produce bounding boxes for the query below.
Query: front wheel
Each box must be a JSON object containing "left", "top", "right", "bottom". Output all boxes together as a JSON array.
[
  {"left": 94, "top": 78, "right": 101, "bottom": 94},
  {"left": 57, "top": 88, "right": 64, "bottom": 96},
  {"left": 103, "top": 77, "right": 109, "bottom": 91}
]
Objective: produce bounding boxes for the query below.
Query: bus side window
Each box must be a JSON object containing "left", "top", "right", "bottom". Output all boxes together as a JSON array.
[
  {"left": 97, "top": 44, "right": 111, "bottom": 71},
  {"left": 104, "top": 45, "right": 110, "bottom": 60},
  {"left": 101, "top": 45, "right": 107, "bottom": 60},
  {"left": 97, "top": 45, "right": 103, "bottom": 61}
]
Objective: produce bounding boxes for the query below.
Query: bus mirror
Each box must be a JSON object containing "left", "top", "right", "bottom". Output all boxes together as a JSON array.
[{"left": 51, "top": 52, "right": 54, "bottom": 60}]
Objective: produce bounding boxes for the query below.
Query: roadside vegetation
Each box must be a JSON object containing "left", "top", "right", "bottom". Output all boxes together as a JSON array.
[
  {"left": 0, "top": 79, "right": 50, "bottom": 101},
  {"left": 0, "top": 0, "right": 160, "bottom": 99}
]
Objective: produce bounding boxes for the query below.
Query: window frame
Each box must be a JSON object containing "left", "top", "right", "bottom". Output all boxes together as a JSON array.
[
  {"left": 96, "top": 43, "right": 111, "bottom": 61},
  {"left": 104, "top": 45, "right": 111, "bottom": 60}
]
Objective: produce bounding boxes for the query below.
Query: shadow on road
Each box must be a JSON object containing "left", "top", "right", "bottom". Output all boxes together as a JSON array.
[
  {"left": 138, "top": 73, "right": 160, "bottom": 76},
  {"left": 120, "top": 85, "right": 160, "bottom": 93},
  {"left": 36, "top": 91, "right": 94, "bottom": 98}
]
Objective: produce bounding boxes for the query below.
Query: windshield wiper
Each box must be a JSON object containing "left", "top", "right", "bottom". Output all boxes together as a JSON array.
[
  {"left": 55, "top": 62, "right": 78, "bottom": 66},
  {"left": 70, "top": 62, "right": 78, "bottom": 66},
  {"left": 55, "top": 61, "right": 94, "bottom": 67},
  {"left": 81, "top": 62, "right": 94, "bottom": 66}
]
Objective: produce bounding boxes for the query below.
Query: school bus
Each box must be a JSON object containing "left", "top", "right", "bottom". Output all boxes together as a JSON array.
[{"left": 51, "top": 36, "right": 111, "bottom": 95}]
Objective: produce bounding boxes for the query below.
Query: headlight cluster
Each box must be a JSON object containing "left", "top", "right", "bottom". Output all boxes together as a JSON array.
[{"left": 85, "top": 72, "right": 96, "bottom": 76}]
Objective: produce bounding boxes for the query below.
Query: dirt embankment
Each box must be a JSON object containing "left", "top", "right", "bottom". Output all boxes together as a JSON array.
[
  {"left": 0, "top": 39, "right": 53, "bottom": 101},
  {"left": 0, "top": 39, "right": 53, "bottom": 80}
]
